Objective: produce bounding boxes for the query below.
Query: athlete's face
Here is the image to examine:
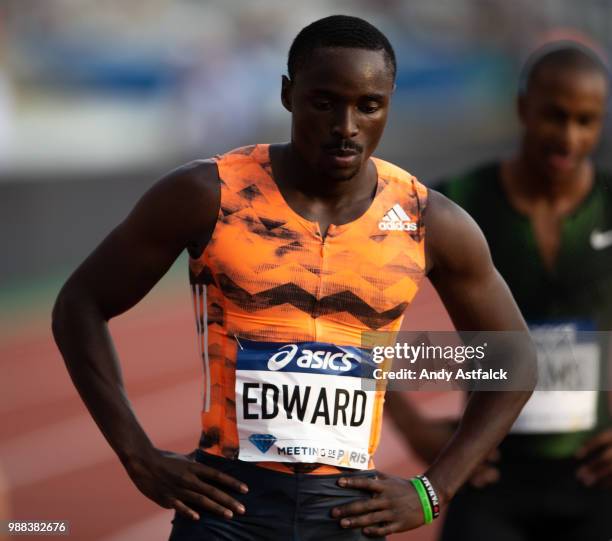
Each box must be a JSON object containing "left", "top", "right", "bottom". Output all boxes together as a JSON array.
[
  {"left": 520, "top": 66, "right": 608, "bottom": 182},
  {"left": 282, "top": 47, "right": 395, "bottom": 181}
]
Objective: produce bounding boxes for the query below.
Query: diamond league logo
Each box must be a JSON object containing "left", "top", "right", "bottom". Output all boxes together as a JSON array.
[{"left": 248, "top": 433, "right": 277, "bottom": 453}]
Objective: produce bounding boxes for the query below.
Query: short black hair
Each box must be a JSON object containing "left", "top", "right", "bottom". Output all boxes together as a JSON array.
[
  {"left": 519, "top": 42, "right": 609, "bottom": 96},
  {"left": 288, "top": 15, "right": 396, "bottom": 81}
]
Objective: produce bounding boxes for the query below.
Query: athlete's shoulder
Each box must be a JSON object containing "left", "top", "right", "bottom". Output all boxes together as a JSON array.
[
  {"left": 212, "top": 144, "right": 275, "bottom": 197},
  {"left": 438, "top": 162, "right": 499, "bottom": 198},
  {"left": 372, "top": 155, "right": 419, "bottom": 185},
  {"left": 594, "top": 169, "right": 612, "bottom": 221},
  {"left": 215, "top": 144, "right": 268, "bottom": 166},
  {"left": 371, "top": 156, "right": 428, "bottom": 209},
  {"left": 595, "top": 168, "right": 612, "bottom": 191},
  {"left": 424, "top": 188, "right": 492, "bottom": 275},
  {"left": 157, "top": 158, "right": 220, "bottom": 202}
]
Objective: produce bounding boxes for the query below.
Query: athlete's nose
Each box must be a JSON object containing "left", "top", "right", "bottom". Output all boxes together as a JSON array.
[
  {"left": 331, "top": 106, "right": 358, "bottom": 139},
  {"left": 557, "top": 119, "right": 582, "bottom": 154}
]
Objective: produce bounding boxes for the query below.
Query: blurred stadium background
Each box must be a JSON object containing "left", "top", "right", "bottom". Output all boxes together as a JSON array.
[{"left": 1, "top": 1, "right": 611, "bottom": 539}]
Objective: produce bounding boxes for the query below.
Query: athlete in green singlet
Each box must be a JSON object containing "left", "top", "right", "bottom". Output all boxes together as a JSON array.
[{"left": 387, "top": 44, "right": 612, "bottom": 540}]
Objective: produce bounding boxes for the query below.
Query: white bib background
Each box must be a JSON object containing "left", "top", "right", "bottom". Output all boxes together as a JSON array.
[
  {"left": 235, "top": 341, "right": 376, "bottom": 469},
  {"left": 511, "top": 323, "right": 600, "bottom": 434}
]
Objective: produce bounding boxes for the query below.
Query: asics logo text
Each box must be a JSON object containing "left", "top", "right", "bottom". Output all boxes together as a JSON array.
[{"left": 267, "top": 344, "right": 357, "bottom": 372}]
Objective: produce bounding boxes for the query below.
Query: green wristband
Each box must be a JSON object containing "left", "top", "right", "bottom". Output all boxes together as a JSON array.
[{"left": 410, "top": 477, "right": 433, "bottom": 524}]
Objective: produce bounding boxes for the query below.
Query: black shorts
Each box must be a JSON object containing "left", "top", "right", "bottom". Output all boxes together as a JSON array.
[
  {"left": 168, "top": 450, "right": 384, "bottom": 541},
  {"left": 440, "top": 457, "right": 612, "bottom": 541}
]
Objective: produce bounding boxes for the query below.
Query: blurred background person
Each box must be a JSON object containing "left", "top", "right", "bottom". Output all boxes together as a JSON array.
[
  {"left": 387, "top": 40, "right": 612, "bottom": 540},
  {"left": 2, "top": 1, "right": 612, "bottom": 540}
]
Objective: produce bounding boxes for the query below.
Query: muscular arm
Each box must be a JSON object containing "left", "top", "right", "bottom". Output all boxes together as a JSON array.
[
  {"left": 423, "top": 190, "right": 536, "bottom": 502},
  {"left": 333, "top": 191, "right": 535, "bottom": 536},
  {"left": 51, "top": 161, "right": 247, "bottom": 519}
]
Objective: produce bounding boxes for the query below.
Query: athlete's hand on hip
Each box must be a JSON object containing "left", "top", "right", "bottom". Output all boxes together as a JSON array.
[
  {"left": 331, "top": 473, "right": 427, "bottom": 536},
  {"left": 576, "top": 428, "right": 612, "bottom": 488},
  {"left": 124, "top": 448, "right": 249, "bottom": 520}
]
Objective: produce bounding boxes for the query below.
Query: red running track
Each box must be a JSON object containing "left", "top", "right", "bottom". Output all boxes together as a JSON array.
[{"left": 0, "top": 278, "right": 458, "bottom": 540}]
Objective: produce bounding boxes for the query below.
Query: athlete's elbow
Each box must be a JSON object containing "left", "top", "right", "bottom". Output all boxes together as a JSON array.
[
  {"left": 51, "top": 284, "right": 77, "bottom": 344},
  {"left": 498, "top": 331, "right": 538, "bottom": 396},
  {"left": 51, "top": 281, "right": 98, "bottom": 345}
]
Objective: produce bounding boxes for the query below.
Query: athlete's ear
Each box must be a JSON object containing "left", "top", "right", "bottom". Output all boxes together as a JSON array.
[{"left": 281, "top": 75, "right": 293, "bottom": 112}]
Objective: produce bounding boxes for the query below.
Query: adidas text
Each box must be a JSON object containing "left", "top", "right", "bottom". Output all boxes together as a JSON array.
[{"left": 378, "top": 221, "right": 417, "bottom": 231}]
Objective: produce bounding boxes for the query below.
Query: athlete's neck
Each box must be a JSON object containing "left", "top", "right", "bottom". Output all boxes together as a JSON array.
[
  {"left": 502, "top": 153, "right": 594, "bottom": 215},
  {"left": 268, "top": 143, "right": 378, "bottom": 238},
  {"left": 273, "top": 143, "right": 377, "bottom": 204}
]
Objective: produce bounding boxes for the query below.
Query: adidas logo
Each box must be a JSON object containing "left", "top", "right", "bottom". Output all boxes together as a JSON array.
[{"left": 378, "top": 204, "right": 417, "bottom": 231}]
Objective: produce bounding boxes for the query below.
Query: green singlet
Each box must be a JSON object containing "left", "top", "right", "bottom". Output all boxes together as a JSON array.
[{"left": 441, "top": 163, "right": 612, "bottom": 458}]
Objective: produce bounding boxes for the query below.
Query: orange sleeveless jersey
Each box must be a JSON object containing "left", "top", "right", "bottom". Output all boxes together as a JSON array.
[{"left": 189, "top": 144, "right": 427, "bottom": 473}]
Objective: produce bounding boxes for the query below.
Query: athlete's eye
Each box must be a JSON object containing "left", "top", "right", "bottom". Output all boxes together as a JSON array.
[
  {"left": 312, "top": 99, "right": 332, "bottom": 111},
  {"left": 542, "top": 107, "right": 567, "bottom": 125},
  {"left": 577, "top": 114, "right": 597, "bottom": 127},
  {"left": 359, "top": 102, "right": 381, "bottom": 114}
]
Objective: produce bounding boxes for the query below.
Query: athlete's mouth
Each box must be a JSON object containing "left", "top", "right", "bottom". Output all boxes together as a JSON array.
[
  {"left": 327, "top": 148, "right": 359, "bottom": 156},
  {"left": 545, "top": 151, "right": 577, "bottom": 171},
  {"left": 320, "top": 142, "right": 363, "bottom": 169},
  {"left": 323, "top": 151, "right": 361, "bottom": 169},
  {"left": 322, "top": 141, "right": 363, "bottom": 157}
]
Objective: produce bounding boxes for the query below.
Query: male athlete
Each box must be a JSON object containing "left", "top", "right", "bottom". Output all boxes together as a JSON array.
[
  {"left": 388, "top": 43, "right": 612, "bottom": 540},
  {"left": 52, "top": 15, "right": 534, "bottom": 540}
]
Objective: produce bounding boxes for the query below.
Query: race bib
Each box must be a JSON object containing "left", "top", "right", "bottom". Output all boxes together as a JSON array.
[
  {"left": 511, "top": 321, "right": 600, "bottom": 434},
  {"left": 235, "top": 340, "right": 376, "bottom": 469}
]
